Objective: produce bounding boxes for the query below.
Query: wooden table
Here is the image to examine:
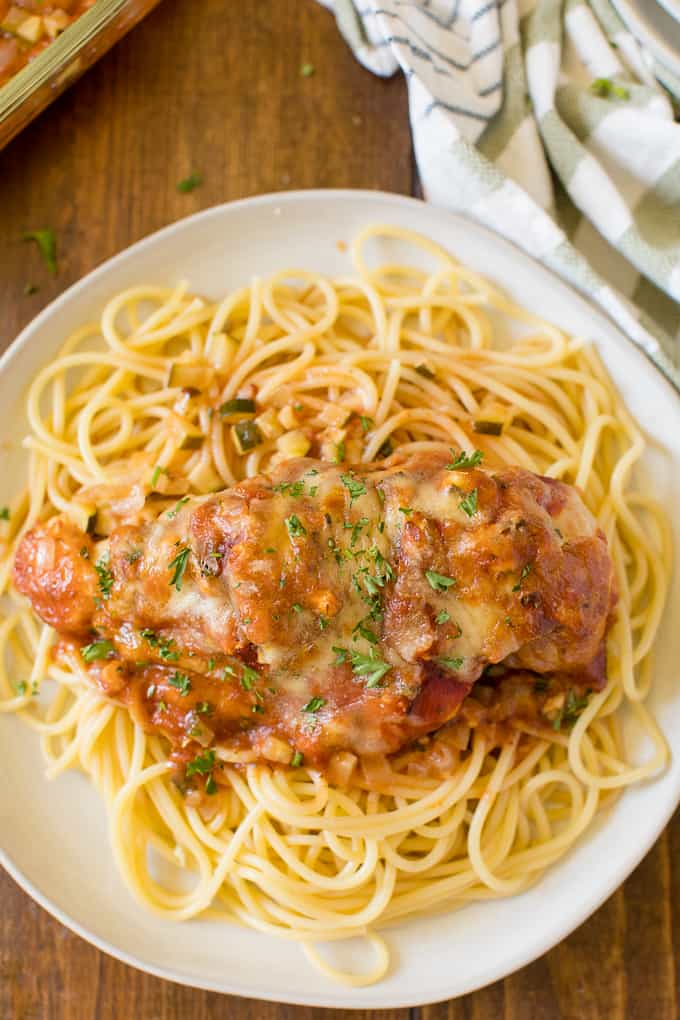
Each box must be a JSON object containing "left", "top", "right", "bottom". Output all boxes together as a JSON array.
[{"left": 0, "top": 2, "right": 678, "bottom": 1017}]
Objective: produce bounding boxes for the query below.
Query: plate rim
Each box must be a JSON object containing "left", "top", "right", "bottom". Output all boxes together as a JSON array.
[{"left": 1, "top": 187, "right": 679, "bottom": 1009}]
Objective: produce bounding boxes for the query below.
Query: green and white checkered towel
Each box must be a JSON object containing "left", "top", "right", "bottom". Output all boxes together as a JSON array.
[{"left": 318, "top": 0, "right": 680, "bottom": 388}]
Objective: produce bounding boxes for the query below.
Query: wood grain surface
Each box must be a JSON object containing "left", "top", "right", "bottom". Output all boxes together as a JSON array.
[{"left": 0, "top": 2, "right": 678, "bottom": 1018}]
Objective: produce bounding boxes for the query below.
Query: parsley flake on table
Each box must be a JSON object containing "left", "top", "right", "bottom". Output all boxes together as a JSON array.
[
  {"left": 22, "top": 229, "right": 57, "bottom": 275},
  {"left": 177, "top": 171, "right": 203, "bottom": 193}
]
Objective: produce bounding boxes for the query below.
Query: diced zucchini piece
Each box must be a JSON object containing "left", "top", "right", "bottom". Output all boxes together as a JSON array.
[
  {"left": 472, "top": 420, "right": 504, "bottom": 436},
  {"left": 219, "top": 398, "right": 256, "bottom": 419},
  {"left": 167, "top": 362, "right": 213, "bottom": 390},
  {"left": 179, "top": 434, "right": 203, "bottom": 450},
  {"left": 232, "top": 421, "right": 263, "bottom": 454}
]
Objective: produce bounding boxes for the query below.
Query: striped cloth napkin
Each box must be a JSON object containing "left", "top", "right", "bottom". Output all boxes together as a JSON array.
[{"left": 318, "top": 0, "right": 680, "bottom": 388}]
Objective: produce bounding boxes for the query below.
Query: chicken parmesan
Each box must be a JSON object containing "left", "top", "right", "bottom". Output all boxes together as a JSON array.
[{"left": 14, "top": 449, "right": 616, "bottom": 777}]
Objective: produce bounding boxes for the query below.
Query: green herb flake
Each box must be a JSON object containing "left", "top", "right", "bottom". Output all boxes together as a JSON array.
[
  {"left": 168, "top": 546, "right": 191, "bottom": 590},
  {"left": 95, "top": 556, "right": 114, "bottom": 599},
  {"left": 168, "top": 672, "right": 192, "bottom": 696},
  {"left": 553, "top": 689, "right": 590, "bottom": 731},
  {"left": 318, "top": 615, "right": 329, "bottom": 630},
  {"left": 167, "top": 496, "right": 190, "bottom": 519},
  {"left": 81, "top": 639, "right": 115, "bottom": 663},
  {"left": 23, "top": 283, "right": 38, "bottom": 296},
  {"left": 399, "top": 506, "right": 413, "bottom": 516},
  {"left": 425, "top": 570, "right": 456, "bottom": 592},
  {"left": 459, "top": 489, "right": 478, "bottom": 517},
  {"left": 0, "top": 506, "right": 10, "bottom": 521},
  {"left": 302, "top": 696, "right": 325, "bottom": 713},
  {"left": 291, "top": 603, "right": 303, "bottom": 614},
  {"left": 196, "top": 701, "right": 212, "bottom": 715},
  {"left": 332, "top": 646, "right": 348, "bottom": 665},
  {"left": 151, "top": 465, "right": 167, "bottom": 487},
  {"left": 205, "top": 774, "right": 218, "bottom": 795},
  {"left": 512, "top": 563, "right": 533, "bottom": 592},
  {"left": 186, "top": 748, "right": 215, "bottom": 777},
  {"left": 350, "top": 649, "right": 391, "bottom": 688},
  {"left": 22, "top": 229, "right": 57, "bottom": 275},
  {"left": 436, "top": 656, "right": 464, "bottom": 671},
  {"left": 290, "top": 750, "right": 304, "bottom": 767},
  {"left": 300, "top": 62, "right": 315, "bottom": 77},
  {"left": 241, "top": 665, "right": 259, "bottom": 690},
  {"left": 177, "top": 171, "right": 203, "bottom": 193},
  {"left": 435, "top": 609, "right": 450, "bottom": 625},
  {"left": 340, "top": 473, "right": 366, "bottom": 505},
  {"left": 590, "top": 77, "right": 629, "bottom": 100},
  {"left": 334, "top": 440, "right": 346, "bottom": 463},
  {"left": 285, "top": 514, "right": 307, "bottom": 540},
  {"left": 447, "top": 448, "right": 484, "bottom": 470},
  {"left": 360, "top": 415, "right": 374, "bottom": 433}
]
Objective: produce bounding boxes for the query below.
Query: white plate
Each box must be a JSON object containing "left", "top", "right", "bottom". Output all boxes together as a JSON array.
[
  {"left": 611, "top": 0, "right": 680, "bottom": 81},
  {"left": 0, "top": 190, "right": 679, "bottom": 1009}
]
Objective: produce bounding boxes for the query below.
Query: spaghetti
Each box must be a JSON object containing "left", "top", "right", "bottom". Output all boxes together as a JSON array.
[{"left": 0, "top": 225, "right": 671, "bottom": 986}]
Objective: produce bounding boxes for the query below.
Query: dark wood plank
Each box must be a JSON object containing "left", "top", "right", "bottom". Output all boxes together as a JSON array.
[{"left": 0, "top": 0, "right": 411, "bottom": 353}]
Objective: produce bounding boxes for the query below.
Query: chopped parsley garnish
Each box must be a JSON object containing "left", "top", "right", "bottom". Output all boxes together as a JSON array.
[
  {"left": 360, "top": 415, "right": 374, "bottom": 433},
  {"left": 186, "top": 748, "right": 215, "bottom": 777},
  {"left": 436, "top": 656, "right": 464, "bottom": 671},
  {"left": 340, "top": 473, "right": 366, "bottom": 505},
  {"left": 302, "top": 696, "right": 325, "bottom": 713},
  {"left": 207, "top": 658, "right": 215, "bottom": 671},
  {"left": 81, "top": 639, "right": 115, "bottom": 662},
  {"left": 127, "top": 549, "right": 142, "bottom": 564},
  {"left": 241, "top": 665, "right": 259, "bottom": 690},
  {"left": 177, "top": 171, "right": 203, "bottom": 193},
  {"left": 140, "top": 629, "right": 179, "bottom": 661},
  {"left": 318, "top": 615, "right": 329, "bottom": 630},
  {"left": 459, "top": 489, "right": 478, "bottom": 517},
  {"left": 435, "top": 609, "right": 451, "bottom": 625},
  {"left": 309, "top": 485, "right": 318, "bottom": 497},
  {"left": 350, "top": 649, "right": 391, "bottom": 688},
  {"left": 196, "top": 701, "right": 212, "bottom": 715},
  {"left": 512, "top": 563, "right": 533, "bottom": 592},
  {"left": 291, "top": 603, "right": 303, "bottom": 613},
  {"left": 168, "top": 546, "right": 191, "bottom": 590},
  {"left": 335, "top": 441, "right": 346, "bottom": 463},
  {"left": 349, "top": 517, "right": 369, "bottom": 546},
  {"left": 150, "top": 465, "right": 166, "bottom": 487},
  {"left": 425, "top": 570, "right": 456, "bottom": 592},
  {"left": 0, "top": 506, "right": 10, "bottom": 521},
  {"left": 300, "top": 62, "right": 315, "bottom": 77},
  {"left": 332, "top": 646, "right": 348, "bottom": 664},
  {"left": 290, "top": 750, "right": 304, "bottom": 767},
  {"left": 273, "top": 480, "right": 305, "bottom": 497},
  {"left": 205, "top": 775, "right": 218, "bottom": 795},
  {"left": 22, "top": 229, "right": 57, "bottom": 275},
  {"left": 222, "top": 665, "right": 236, "bottom": 680},
  {"left": 590, "top": 78, "right": 629, "bottom": 100},
  {"left": 553, "top": 689, "right": 590, "bottom": 731},
  {"left": 14, "top": 681, "right": 27, "bottom": 695},
  {"left": 167, "top": 496, "right": 190, "bottom": 518},
  {"left": 447, "top": 448, "right": 484, "bottom": 470},
  {"left": 399, "top": 506, "right": 414, "bottom": 516},
  {"left": 95, "top": 556, "right": 114, "bottom": 599},
  {"left": 353, "top": 618, "right": 379, "bottom": 644},
  {"left": 285, "top": 514, "right": 307, "bottom": 539},
  {"left": 169, "top": 672, "right": 192, "bottom": 696}
]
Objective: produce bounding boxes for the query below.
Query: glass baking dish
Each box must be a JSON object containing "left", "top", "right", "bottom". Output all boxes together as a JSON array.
[{"left": 0, "top": 0, "right": 162, "bottom": 151}]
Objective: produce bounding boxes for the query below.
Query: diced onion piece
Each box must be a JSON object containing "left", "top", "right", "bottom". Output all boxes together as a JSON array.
[
  {"left": 44, "top": 10, "right": 69, "bottom": 38},
  {"left": 187, "top": 459, "right": 222, "bottom": 492},
  {"left": 278, "top": 405, "right": 299, "bottom": 430},
  {"left": 66, "top": 503, "right": 95, "bottom": 532},
  {"left": 276, "top": 430, "right": 310, "bottom": 458},
  {"left": 204, "top": 332, "right": 238, "bottom": 372},
  {"left": 261, "top": 736, "right": 293, "bottom": 764},
  {"left": 255, "top": 407, "right": 283, "bottom": 440},
  {"left": 17, "top": 13, "right": 43, "bottom": 41},
  {"left": 327, "top": 751, "right": 358, "bottom": 787},
  {"left": 232, "top": 421, "right": 263, "bottom": 454},
  {"left": 167, "top": 361, "right": 213, "bottom": 390},
  {"left": 1, "top": 6, "right": 29, "bottom": 33}
]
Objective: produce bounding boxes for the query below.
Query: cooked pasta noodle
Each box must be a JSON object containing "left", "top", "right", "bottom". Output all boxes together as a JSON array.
[{"left": 0, "top": 226, "right": 670, "bottom": 985}]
